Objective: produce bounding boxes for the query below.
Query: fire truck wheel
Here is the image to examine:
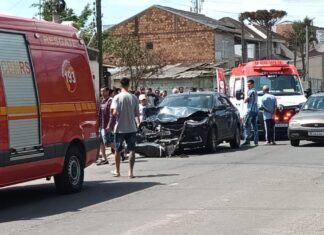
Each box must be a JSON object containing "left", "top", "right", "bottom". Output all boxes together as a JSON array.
[
  {"left": 206, "top": 127, "right": 218, "bottom": 153},
  {"left": 230, "top": 126, "right": 240, "bottom": 148},
  {"left": 290, "top": 139, "right": 300, "bottom": 147},
  {"left": 54, "top": 146, "right": 84, "bottom": 194}
]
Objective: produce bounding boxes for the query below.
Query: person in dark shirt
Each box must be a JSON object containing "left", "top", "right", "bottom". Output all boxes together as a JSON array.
[{"left": 98, "top": 87, "right": 114, "bottom": 165}]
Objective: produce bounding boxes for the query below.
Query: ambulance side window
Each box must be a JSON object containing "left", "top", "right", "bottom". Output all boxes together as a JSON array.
[{"left": 234, "top": 78, "right": 242, "bottom": 94}]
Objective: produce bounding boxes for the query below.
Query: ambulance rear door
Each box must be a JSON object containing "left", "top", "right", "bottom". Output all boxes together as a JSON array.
[{"left": 0, "top": 31, "right": 42, "bottom": 160}]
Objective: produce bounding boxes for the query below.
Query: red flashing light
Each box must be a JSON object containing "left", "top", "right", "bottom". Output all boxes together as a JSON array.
[
  {"left": 285, "top": 112, "right": 292, "bottom": 117},
  {"left": 253, "top": 60, "right": 290, "bottom": 72}
]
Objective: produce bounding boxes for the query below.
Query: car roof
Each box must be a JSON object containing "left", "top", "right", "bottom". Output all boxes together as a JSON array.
[
  {"left": 167, "top": 91, "right": 219, "bottom": 97},
  {"left": 310, "top": 92, "right": 324, "bottom": 97}
]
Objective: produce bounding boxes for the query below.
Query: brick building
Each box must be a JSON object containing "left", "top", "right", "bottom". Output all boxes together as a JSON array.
[
  {"left": 105, "top": 5, "right": 237, "bottom": 67},
  {"left": 105, "top": 5, "right": 293, "bottom": 91}
]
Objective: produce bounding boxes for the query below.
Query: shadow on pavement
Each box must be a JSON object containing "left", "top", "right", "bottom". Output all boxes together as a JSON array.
[
  {"left": 300, "top": 141, "right": 324, "bottom": 147},
  {"left": 0, "top": 180, "right": 161, "bottom": 223},
  {"left": 136, "top": 173, "right": 179, "bottom": 178}
]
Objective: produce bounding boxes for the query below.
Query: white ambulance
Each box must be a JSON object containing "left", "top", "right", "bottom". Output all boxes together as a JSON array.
[{"left": 228, "top": 60, "right": 307, "bottom": 137}]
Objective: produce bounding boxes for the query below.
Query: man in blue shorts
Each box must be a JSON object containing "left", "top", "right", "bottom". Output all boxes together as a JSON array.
[{"left": 110, "top": 77, "right": 140, "bottom": 178}]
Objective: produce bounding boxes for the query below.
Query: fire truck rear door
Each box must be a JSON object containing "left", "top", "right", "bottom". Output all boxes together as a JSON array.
[{"left": 0, "top": 32, "right": 41, "bottom": 153}]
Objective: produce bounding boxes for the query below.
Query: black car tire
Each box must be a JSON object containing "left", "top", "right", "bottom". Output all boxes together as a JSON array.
[
  {"left": 206, "top": 127, "right": 218, "bottom": 153},
  {"left": 54, "top": 146, "right": 84, "bottom": 194},
  {"left": 230, "top": 126, "right": 240, "bottom": 148},
  {"left": 290, "top": 139, "right": 300, "bottom": 147}
]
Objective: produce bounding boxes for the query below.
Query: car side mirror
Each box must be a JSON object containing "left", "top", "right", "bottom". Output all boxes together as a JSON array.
[
  {"left": 295, "top": 108, "right": 300, "bottom": 113},
  {"left": 235, "top": 90, "right": 244, "bottom": 100},
  {"left": 214, "top": 104, "right": 226, "bottom": 111}
]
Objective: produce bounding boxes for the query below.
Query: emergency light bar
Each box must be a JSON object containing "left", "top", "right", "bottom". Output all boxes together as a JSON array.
[{"left": 253, "top": 60, "right": 290, "bottom": 72}]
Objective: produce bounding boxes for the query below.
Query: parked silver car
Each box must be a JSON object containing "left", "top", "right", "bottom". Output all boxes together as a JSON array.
[{"left": 288, "top": 93, "right": 324, "bottom": 146}]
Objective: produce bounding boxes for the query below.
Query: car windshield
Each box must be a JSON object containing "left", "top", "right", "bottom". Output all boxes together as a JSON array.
[
  {"left": 248, "top": 75, "right": 303, "bottom": 96},
  {"left": 159, "top": 94, "right": 214, "bottom": 109},
  {"left": 302, "top": 96, "right": 324, "bottom": 111}
]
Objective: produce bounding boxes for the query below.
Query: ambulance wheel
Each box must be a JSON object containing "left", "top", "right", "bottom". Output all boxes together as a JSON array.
[
  {"left": 290, "top": 139, "right": 300, "bottom": 147},
  {"left": 54, "top": 146, "right": 84, "bottom": 194}
]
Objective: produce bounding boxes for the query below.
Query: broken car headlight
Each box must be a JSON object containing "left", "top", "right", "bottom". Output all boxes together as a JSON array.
[{"left": 186, "top": 117, "right": 209, "bottom": 126}]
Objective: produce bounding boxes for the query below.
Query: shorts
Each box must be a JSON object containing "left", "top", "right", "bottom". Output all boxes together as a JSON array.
[
  {"left": 100, "top": 128, "right": 114, "bottom": 145},
  {"left": 114, "top": 132, "right": 137, "bottom": 152}
]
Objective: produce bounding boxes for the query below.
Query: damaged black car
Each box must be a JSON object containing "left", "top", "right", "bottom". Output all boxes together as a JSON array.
[{"left": 136, "top": 92, "right": 241, "bottom": 157}]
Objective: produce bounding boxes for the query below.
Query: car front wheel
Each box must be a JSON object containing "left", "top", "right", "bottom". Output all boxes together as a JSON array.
[
  {"left": 290, "top": 139, "right": 300, "bottom": 147},
  {"left": 206, "top": 127, "right": 218, "bottom": 153},
  {"left": 230, "top": 126, "right": 240, "bottom": 148}
]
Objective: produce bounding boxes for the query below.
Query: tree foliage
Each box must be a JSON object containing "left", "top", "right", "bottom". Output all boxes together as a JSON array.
[
  {"left": 103, "top": 31, "right": 166, "bottom": 89},
  {"left": 31, "top": 1, "right": 94, "bottom": 44},
  {"left": 239, "top": 9, "right": 287, "bottom": 59},
  {"left": 284, "top": 17, "right": 317, "bottom": 79}
]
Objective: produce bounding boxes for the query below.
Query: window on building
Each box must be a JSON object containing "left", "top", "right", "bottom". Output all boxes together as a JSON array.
[{"left": 146, "top": 42, "right": 153, "bottom": 50}]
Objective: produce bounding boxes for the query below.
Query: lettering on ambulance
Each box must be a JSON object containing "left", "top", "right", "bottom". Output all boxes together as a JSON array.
[
  {"left": 0, "top": 60, "right": 31, "bottom": 77},
  {"left": 62, "top": 60, "right": 77, "bottom": 93},
  {"left": 42, "top": 35, "right": 78, "bottom": 48},
  {"left": 261, "top": 71, "right": 284, "bottom": 75}
]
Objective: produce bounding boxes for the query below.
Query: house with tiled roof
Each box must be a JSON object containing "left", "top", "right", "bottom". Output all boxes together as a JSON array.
[
  {"left": 104, "top": 5, "right": 294, "bottom": 91},
  {"left": 219, "top": 17, "right": 293, "bottom": 61},
  {"left": 106, "top": 5, "right": 239, "bottom": 68}
]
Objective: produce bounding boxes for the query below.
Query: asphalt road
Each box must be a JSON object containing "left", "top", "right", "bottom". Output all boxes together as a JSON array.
[{"left": 1, "top": 140, "right": 324, "bottom": 235}]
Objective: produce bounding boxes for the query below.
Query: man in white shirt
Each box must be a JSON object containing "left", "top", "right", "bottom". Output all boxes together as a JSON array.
[
  {"left": 110, "top": 77, "right": 140, "bottom": 178},
  {"left": 139, "top": 94, "right": 149, "bottom": 122}
]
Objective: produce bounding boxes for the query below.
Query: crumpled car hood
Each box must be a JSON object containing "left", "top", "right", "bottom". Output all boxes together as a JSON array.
[{"left": 144, "top": 106, "right": 209, "bottom": 123}]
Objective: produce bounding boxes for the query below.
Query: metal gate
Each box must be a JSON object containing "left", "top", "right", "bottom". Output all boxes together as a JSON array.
[{"left": 0, "top": 32, "right": 40, "bottom": 150}]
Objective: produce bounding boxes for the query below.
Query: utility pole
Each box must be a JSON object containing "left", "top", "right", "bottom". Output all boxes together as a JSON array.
[
  {"left": 191, "top": 0, "right": 204, "bottom": 14},
  {"left": 241, "top": 19, "right": 247, "bottom": 63},
  {"left": 51, "top": 0, "right": 59, "bottom": 23},
  {"left": 305, "top": 24, "right": 311, "bottom": 93},
  {"left": 39, "top": 0, "right": 42, "bottom": 20},
  {"left": 305, "top": 25, "right": 309, "bottom": 81},
  {"left": 96, "top": 0, "right": 104, "bottom": 89}
]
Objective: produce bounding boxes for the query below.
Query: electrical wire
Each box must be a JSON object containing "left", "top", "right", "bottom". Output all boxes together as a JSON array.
[
  {"left": 7, "top": 0, "right": 24, "bottom": 11},
  {"left": 159, "top": 0, "right": 191, "bottom": 8}
]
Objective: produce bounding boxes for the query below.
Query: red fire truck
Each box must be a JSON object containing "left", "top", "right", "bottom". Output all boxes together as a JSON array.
[
  {"left": 228, "top": 60, "right": 307, "bottom": 137},
  {"left": 0, "top": 15, "right": 99, "bottom": 193}
]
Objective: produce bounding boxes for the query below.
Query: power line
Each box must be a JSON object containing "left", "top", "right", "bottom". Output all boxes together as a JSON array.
[
  {"left": 159, "top": 0, "right": 191, "bottom": 8},
  {"left": 7, "top": 0, "right": 24, "bottom": 11}
]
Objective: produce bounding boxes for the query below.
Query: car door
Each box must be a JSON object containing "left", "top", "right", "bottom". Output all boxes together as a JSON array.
[
  {"left": 212, "top": 95, "right": 228, "bottom": 140},
  {"left": 230, "top": 77, "right": 245, "bottom": 115},
  {"left": 218, "top": 95, "right": 235, "bottom": 138}
]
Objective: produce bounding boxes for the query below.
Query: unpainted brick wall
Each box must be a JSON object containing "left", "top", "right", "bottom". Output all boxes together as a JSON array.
[{"left": 107, "top": 7, "right": 215, "bottom": 64}]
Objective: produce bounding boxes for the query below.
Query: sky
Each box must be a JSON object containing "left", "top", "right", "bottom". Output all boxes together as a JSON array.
[{"left": 0, "top": 0, "right": 324, "bottom": 27}]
